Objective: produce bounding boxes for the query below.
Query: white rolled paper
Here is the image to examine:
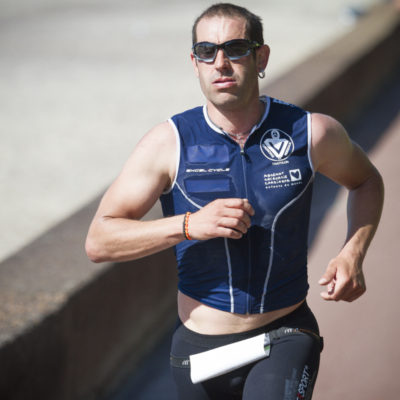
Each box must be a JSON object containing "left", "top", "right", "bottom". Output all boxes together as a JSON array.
[{"left": 190, "top": 333, "right": 270, "bottom": 384}]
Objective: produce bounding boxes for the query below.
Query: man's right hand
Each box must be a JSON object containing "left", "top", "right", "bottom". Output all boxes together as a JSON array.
[{"left": 188, "top": 198, "right": 254, "bottom": 240}]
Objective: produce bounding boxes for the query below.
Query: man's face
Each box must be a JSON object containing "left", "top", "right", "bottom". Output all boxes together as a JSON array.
[{"left": 191, "top": 16, "right": 263, "bottom": 111}]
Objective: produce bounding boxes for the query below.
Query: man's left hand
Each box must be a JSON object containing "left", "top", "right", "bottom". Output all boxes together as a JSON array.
[{"left": 318, "top": 256, "right": 366, "bottom": 302}]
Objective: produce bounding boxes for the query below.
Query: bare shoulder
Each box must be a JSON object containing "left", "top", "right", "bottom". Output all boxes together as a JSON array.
[
  {"left": 122, "top": 120, "right": 176, "bottom": 185},
  {"left": 132, "top": 120, "right": 176, "bottom": 167},
  {"left": 135, "top": 120, "right": 176, "bottom": 155},
  {"left": 310, "top": 113, "right": 376, "bottom": 189},
  {"left": 310, "top": 113, "right": 352, "bottom": 168},
  {"left": 94, "top": 121, "right": 177, "bottom": 219},
  {"left": 120, "top": 119, "right": 177, "bottom": 189}
]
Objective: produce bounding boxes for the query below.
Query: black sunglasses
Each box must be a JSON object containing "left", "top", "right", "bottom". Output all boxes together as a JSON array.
[{"left": 192, "top": 39, "right": 261, "bottom": 63}]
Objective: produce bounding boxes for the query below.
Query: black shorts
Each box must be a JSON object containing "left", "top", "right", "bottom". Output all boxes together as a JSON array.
[{"left": 170, "top": 301, "right": 322, "bottom": 400}]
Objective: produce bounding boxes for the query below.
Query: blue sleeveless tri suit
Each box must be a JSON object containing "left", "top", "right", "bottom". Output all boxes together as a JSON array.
[{"left": 160, "top": 96, "right": 314, "bottom": 315}]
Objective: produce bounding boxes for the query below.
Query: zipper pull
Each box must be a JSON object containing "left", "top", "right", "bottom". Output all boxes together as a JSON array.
[{"left": 240, "top": 148, "right": 245, "bottom": 156}]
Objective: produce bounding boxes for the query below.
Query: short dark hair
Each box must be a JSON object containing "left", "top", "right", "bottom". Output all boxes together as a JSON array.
[{"left": 192, "top": 3, "right": 264, "bottom": 45}]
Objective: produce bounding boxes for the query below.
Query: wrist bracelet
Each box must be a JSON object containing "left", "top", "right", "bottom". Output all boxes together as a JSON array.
[{"left": 183, "top": 212, "right": 192, "bottom": 240}]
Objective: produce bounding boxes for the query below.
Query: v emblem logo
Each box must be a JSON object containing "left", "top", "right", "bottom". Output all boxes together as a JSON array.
[
  {"left": 260, "top": 129, "right": 295, "bottom": 162},
  {"left": 263, "top": 140, "right": 291, "bottom": 160}
]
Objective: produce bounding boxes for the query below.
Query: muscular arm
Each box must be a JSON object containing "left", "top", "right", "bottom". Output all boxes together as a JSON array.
[
  {"left": 311, "top": 113, "right": 384, "bottom": 302},
  {"left": 85, "top": 121, "right": 254, "bottom": 263},
  {"left": 85, "top": 121, "right": 182, "bottom": 262}
]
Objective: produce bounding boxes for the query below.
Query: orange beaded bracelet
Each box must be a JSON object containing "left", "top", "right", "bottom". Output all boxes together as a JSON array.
[{"left": 183, "top": 212, "right": 192, "bottom": 240}]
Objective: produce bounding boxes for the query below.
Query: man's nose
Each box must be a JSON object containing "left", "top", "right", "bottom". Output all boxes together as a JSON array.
[{"left": 214, "top": 48, "right": 230, "bottom": 68}]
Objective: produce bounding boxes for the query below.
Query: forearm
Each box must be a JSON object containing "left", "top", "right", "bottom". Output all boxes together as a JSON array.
[
  {"left": 85, "top": 214, "right": 185, "bottom": 263},
  {"left": 342, "top": 168, "right": 384, "bottom": 263}
]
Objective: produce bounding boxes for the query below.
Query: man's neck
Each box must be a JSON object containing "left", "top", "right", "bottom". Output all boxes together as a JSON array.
[{"left": 206, "top": 96, "right": 264, "bottom": 135}]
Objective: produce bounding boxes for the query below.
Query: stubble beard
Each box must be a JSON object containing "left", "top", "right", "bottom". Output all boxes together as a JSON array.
[{"left": 203, "top": 77, "right": 259, "bottom": 114}]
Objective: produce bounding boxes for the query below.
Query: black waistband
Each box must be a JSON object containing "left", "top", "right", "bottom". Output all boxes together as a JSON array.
[{"left": 171, "top": 325, "right": 323, "bottom": 369}]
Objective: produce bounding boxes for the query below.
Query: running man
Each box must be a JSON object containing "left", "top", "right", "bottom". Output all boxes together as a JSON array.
[{"left": 86, "top": 3, "right": 384, "bottom": 399}]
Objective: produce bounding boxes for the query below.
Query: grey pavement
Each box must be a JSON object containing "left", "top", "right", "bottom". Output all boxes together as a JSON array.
[{"left": 0, "top": 0, "right": 383, "bottom": 262}]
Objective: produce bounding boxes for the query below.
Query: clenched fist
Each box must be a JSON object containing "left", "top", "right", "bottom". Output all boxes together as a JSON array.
[{"left": 188, "top": 198, "right": 255, "bottom": 240}]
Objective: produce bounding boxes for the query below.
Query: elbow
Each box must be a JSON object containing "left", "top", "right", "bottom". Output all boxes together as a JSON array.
[
  {"left": 376, "top": 168, "right": 384, "bottom": 192},
  {"left": 85, "top": 236, "right": 107, "bottom": 263},
  {"left": 353, "top": 165, "right": 384, "bottom": 195},
  {"left": 370, "top": 167, "right": 385, "bottom": 201}
]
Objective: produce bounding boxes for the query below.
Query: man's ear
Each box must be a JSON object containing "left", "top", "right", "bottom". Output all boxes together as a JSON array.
[
  {"left": 257, "top": 44, "right": 270, "bottom": 73},
  {"left": 191, "top": 53, "right": 200, "bottom": 77}
]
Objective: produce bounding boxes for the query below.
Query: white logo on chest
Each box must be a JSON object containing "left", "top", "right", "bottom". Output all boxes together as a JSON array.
[{"left": 260, "top": 129, "right": 294, "bottom": 161}]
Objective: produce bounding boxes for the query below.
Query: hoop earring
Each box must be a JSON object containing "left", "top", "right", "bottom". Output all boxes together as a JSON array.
[{"left": 258, "top": 70, "right": 266, "bottom": 79}]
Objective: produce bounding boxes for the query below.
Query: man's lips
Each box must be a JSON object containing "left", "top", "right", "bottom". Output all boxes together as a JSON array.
[{"left": 213, "top": 77, "right": 236, "bottom": 88}]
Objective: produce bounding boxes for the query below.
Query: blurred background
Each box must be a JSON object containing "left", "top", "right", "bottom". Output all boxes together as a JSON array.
[
  {"left": 0, "top": 0, "right": 399, "bottom": 399},
  {"left": 0, "top": 0, "right": 381, "bottom": 262}
]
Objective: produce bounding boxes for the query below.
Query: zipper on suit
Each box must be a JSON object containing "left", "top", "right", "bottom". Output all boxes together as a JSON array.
[{"left": 240, "top": 146, "right": 253, "bottom": 314}]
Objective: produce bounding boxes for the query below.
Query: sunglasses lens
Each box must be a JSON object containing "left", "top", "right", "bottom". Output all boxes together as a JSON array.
[
  {"left": 194, "top": 43, "right": 217, "bottom": 61},
  {"left": 225, "top": 40, "right": 251, "bottom": 58},
  {"left": 193, "top": 40, "right": 258, "bottom": 61}
]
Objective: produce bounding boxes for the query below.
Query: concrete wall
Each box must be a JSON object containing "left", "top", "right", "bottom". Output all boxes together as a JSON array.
[
  {"left": 264, "top": 2, "right": 400, "bottom": 125},
  {"left": 0, "top": 3, "right": 398, "bottom": 399},
  {"left": 0, "top": 200, "right": 177, "bottom": 400}
]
